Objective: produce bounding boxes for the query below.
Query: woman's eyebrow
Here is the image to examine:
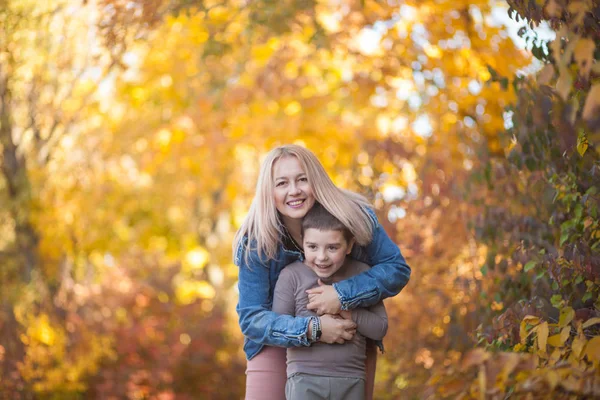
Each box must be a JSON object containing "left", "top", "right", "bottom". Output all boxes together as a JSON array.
[{"left": 274, "top": 173, "right": 306, "bottom": 180}]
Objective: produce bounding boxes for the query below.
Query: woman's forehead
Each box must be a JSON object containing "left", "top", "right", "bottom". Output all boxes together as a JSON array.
[{"left": 273, "top": 156, "right": 306, "bottom": 178}]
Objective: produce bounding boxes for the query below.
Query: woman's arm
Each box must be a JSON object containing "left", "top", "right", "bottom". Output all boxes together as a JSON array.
[
  {"left": 307, "top": 209, "right": 410, "bottom": 313},
  {"left": 237, "top": 245, "right": 311, "bottom": 348},
  {"left": 236, "top": 239, "right": 356, "bottom": 347}
]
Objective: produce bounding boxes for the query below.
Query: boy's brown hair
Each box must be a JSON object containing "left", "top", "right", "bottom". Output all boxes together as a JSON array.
[{"left": 302, "top": 203, "right": 353, "bottom": 243}]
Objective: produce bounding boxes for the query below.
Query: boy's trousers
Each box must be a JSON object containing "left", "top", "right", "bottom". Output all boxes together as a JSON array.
[{"left": 285, "top": 373, "right": 365, "bottom": 400}]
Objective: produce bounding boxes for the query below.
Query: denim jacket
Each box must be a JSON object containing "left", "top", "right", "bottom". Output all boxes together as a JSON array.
[{"left": 235, "top": 207, "right": 411, "bottom": 360}]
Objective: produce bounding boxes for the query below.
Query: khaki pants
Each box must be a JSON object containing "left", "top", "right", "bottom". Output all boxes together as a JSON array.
[{"left": 285, "top": 373, "right": 365, "bottom": 400}]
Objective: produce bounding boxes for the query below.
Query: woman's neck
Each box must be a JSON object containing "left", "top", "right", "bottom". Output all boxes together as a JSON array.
[{"left": 282, "top": 216, "right": 303, "bottom": 246}]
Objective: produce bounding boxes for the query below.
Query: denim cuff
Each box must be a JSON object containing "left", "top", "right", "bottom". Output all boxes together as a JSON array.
[
  {"left": 332, "top": 283, "right": 349, "bottom": 311},
  {"left": 332, "top": 281, "right": 378, "bottom": 311}
]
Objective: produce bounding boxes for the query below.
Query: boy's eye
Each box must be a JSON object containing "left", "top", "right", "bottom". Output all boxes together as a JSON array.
[
  {"left": 306, "top": 245, "right": 317, "bottom": 250},
  {"left": 328, "top": 246, "right": 339, "bottom": 251}
]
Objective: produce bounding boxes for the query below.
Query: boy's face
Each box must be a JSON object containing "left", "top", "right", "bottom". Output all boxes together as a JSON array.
[{"left": 302, "top": 228, "right": 354, "bottom": 279}]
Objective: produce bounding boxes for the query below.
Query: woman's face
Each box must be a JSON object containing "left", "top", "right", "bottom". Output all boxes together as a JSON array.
[{"left": 272, "top": 156, "right": 315, "bottom": 221}]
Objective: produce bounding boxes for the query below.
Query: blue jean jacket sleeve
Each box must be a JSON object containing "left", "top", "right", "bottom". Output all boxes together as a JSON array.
[
  {"left": 235, "top": 238, "right": 312, "bottom": 348},
  {"left": 332, "top": 208, "right": 411, "bottom": 310}
]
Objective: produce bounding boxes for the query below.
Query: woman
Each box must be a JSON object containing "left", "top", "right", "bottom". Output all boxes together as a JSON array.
[{"left": 234, "top": 145, "right": 411, "bottom": 399}]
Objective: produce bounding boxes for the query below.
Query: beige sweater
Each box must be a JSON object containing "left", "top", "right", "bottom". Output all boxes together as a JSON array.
[{"left": 272, "top": 259, "right": 387, "bottom": 379}]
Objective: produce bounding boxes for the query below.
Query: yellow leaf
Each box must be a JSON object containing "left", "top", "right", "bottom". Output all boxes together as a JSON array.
[
  {"left": 582, "top": 84, "right": 600, "bottom": 121},
  {"left": 582, "top": 317, "right": 600, "bottom": 329},
  {"left": 461, "top": 348, "right": 488, "bottom": 370},
  {"left": 545, "top": 370, "right": 560, "bottom": 390},
  {"left": 520, "top": 320, "right": 528, "bottom": 344},
  {"left": 544, "top": 0, "right": 562, "bottom": 17},
  {"left": 537, "top": 64, "right": 555, "bottom": 85},
  {"left": 478, "top": 365, "right": 486, "bottom": 400},
  {"left": 548, "top": 326, "right": 571, "bottom": 347},
  {"left": 584, "top": 336, "right": 600, "bottom": 364},
  {"left": 196, "top": 281, "right": 216, "bottom": 299},
  {"left": 559, "top": 375, "right": 582, "bottom": 392},
  {"left": 547, "top": 334, "right": 561, "bottom": 347},
  {"left": 577, "top": 131, "right": 588, "bottom": 157},
  {"left": 573, "top": 39, "right": 595, "bottom": 79},
  {"left": 571, "top": 336, "right": 586, "bottom": 358},
  {"left": 556, "top": 67, "right": 573, "bottom": 101},
  {"left": 185, "top": 247, "right": 209, "bottom": 269},
  {"left": 561, "top": 325, "right": 570, "bottom": 342},
  {"left": 521, "top": 316, "right": 541, "bottom": 344},
  {"left": 537, "top": 322, "right": 549, "bottom": 353},
  {"left": 558, "top": 307, "right": 574, "bottom": 327},
  {"left": 498, "top": 352, "right": 521, "bottom": 383},
  {"left": 523, "top": 315, "right": 541, "bottom": 325}
]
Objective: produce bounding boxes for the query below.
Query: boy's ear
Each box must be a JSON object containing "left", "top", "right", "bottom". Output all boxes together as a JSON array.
[{"left": 346, "top": 238, "right": 356, "bottom": 254}]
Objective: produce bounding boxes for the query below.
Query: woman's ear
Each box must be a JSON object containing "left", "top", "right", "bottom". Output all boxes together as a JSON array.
[{"left": 346, "top": 238, "right": 356, "bottom": 254}]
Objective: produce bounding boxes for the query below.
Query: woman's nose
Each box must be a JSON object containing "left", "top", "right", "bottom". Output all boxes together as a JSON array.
[{"left": 289, "top": 183, "right": 301, "bottom": 195}]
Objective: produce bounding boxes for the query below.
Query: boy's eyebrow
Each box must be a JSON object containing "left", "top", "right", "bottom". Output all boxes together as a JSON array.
[{"left": 303, "top": 240, "right": 342, "bottom": 246}]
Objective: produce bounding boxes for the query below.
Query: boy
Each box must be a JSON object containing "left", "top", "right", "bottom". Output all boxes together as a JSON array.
[{"left": 272, "top": 204, "right": 388, "bottom": 400}]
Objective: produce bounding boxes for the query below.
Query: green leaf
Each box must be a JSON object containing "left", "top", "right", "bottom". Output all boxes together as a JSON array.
[
  {"left": 551, "top": 294, "right": 561, "bottom": 307},
  {"left": 524, "top": 261, "right": 537, "bottom": 272},
  {"left": 487, "top": 65, "right": 499, "bottom": 80},
  {"left": 560, "top": 231, "right": 570, "bottom": 246},
  {"left": 480, "top": 264, "right": 488, "bottom": 276},
  {"left": 574, "top": 204, "right": 583, "bottom": 220},
  {"left": 536, "top": 270, "right": 546, "bottom": 280}
]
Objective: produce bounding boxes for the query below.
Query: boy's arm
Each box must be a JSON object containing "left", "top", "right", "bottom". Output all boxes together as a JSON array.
[
  {"left": 341, "top": 302, "right": 388, "bottom": 341},
  {"left": 272, "top": 268, "right": 297, "bottom": 317}
]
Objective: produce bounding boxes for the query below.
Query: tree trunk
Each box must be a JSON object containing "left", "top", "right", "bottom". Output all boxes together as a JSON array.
[{"left": 0, "top": 65, "right": 39, "bottom": 283}]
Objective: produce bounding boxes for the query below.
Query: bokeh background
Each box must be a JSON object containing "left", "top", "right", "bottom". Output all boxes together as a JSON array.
[{"left": 1, "top": 0, "right": 599, "bottom": 398}]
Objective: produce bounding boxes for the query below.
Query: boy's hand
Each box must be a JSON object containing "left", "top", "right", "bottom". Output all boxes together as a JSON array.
[
  {"left": 319, "top": 314, "right": 356, "bottom": 344},
  {"left": 306, "top": 280, "right": 342, "bottom": 315},
  {"left": 339, "top": 310, "right": 353, "bottom": 320}
]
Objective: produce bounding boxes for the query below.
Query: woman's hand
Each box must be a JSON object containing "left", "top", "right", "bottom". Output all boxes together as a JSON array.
[
  {"left": 306, "top": 280, "right": 342, "bottom": 315},
  {"left": 319, "top": 314, "right": 356, "bottom": 344}
]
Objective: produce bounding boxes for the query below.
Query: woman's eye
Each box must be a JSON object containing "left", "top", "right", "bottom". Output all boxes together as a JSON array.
[
  {"left": 299, "top": 177, "right": 308, "bottom": 182},
  {"left": 307, "top": 245, "right": 316, "bottom": 250},
  {"left": 328, "top": 246, "right": 339, "bottom": 251},
  {"left": 276, "top": 181, "right": 286, "bottom": 187}
]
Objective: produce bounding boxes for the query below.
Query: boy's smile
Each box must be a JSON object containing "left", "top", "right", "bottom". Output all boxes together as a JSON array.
[{"left": 302, "top": 228, "right": 354, "bottom": 279}]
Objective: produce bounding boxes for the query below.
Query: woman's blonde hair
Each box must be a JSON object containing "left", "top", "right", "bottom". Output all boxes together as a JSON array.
[{"left": 233, "top": 144, "right": 374, "bottom": 264}]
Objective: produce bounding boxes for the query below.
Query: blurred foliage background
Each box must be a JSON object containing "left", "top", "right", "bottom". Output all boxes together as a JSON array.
[{"left": 0, "top": 0, "right": 598, "bottom": 398}]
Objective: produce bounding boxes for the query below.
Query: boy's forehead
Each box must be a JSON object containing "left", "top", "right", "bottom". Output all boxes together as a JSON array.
[{"left": 303, "top": 228, "right": 345, "bottom": 242}]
